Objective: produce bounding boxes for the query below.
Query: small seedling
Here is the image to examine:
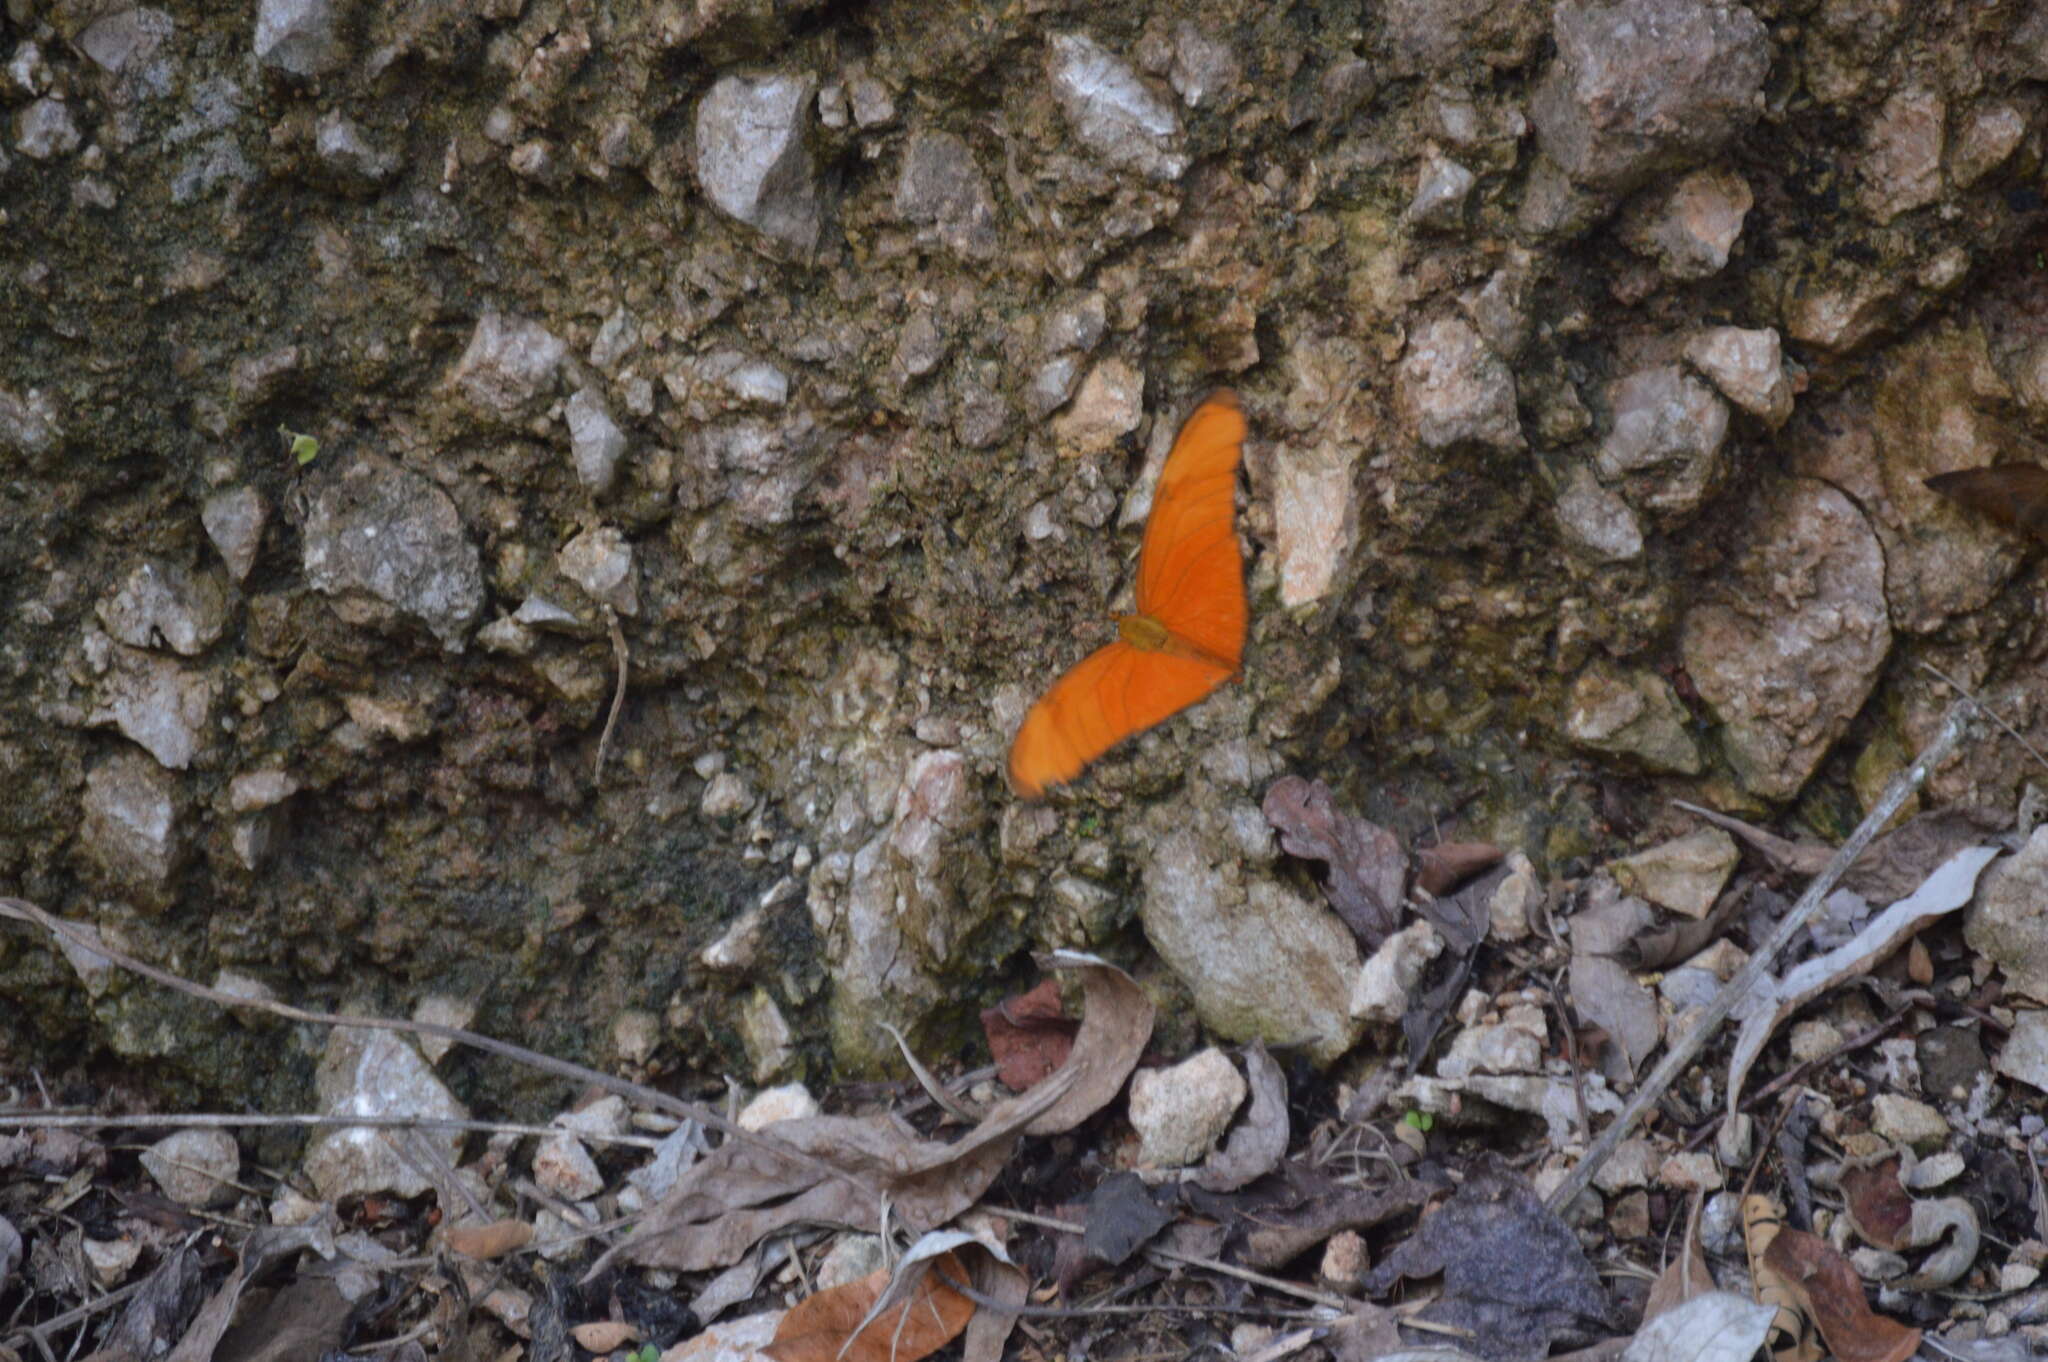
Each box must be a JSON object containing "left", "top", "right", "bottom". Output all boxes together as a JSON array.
[
  {"left": 1402, "top": 1108, "right": 1434, "bottom": 1133},
  {"left": 279, "top": 425, "right": 320, "bottom": 465},
  {"left": 626, "top": 1346, "right": 660, "bottom": 1362}
]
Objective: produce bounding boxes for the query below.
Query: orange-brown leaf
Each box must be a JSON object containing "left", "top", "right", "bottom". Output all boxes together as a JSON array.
[
  {"left": 1762, "top": 1226, "right": 1920, "bottom": 1362},
  {"left": 764, "top": 1251, "right": 975, "bottom": 1362}
]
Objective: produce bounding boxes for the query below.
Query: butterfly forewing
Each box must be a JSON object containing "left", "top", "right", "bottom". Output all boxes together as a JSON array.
[{"left": 1006, "top": 642, "right": 1233, "bottom": 798}]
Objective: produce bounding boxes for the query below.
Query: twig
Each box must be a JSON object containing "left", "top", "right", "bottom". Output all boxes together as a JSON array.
[
  {"left": 0, "top": 896, "right": 881, "bottom": 1206},
  {"left": 1, "top": 1276, "right": 150, "bottom": 1356},
  {"left": 594, "top": 606, "right": 629, "bottom": 783},
  {"left": 1919, "top": 660, "right": 2048, "bottom": 775},
  {"left": 0, "top": 1111, "right": 663, "bottom": 1147},
  {"left": 1544, "top": 697, "right": 1975, "bottom": 1213}
]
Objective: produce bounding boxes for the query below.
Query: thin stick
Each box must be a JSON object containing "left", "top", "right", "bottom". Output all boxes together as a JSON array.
[
  {"left": 1544, "top": 697, "right": 1974, "bottom": 1213},
  {"left": 1, "top": 1277, "right": 149, "bottom": 1355},
  {"left": 594, "top": 606, "right": 629, "bottom": 783},
  {"left": 0, "top": 897, "right": 879, "bottom": 1205},
  {"left": 0, "top": 1111, "right": 664, "bottom": 1148}
]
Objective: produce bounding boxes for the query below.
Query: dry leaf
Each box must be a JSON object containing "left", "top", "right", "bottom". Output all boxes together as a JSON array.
[
  {"left": 444, "top": 1218, "right": 534, "bottom": 1260},
  {"left": 1925, "top": 464, "right": 2048, "bottom": 542},
  {"left": 1741, "top": 1195, "right": 1820, "bottom": 1362},
  {"left": 1761, "top": 1226, "right": 1920, "bottom": 1362},
  {"left": 1840, "top": 1155, "right": 1913, "bottom": 1251},
  {"left": 764, "top": 1250, "right": 973, "bottom": 1362},
  {"left": 1264, "top": 775, "right": 1408, "bottom": 946},
  {"left": 1676, "top": 802, "right": 2007, "bottom": 905},
  {"left": 1195, "top": 1042, "right": 1289, "bottom": 1193},
  {"left": 571, "top": 1321, "right": 640, "bottom": 1351},
  {"left": 1416, "top": 842, "right": 1504, "bottom": 897},
  {"left": 978, "top": 978, "right": 1076, "bottom": 1092},
  {"left": 1641, "top": 1200, "right": 1712, "bottom": 1323},
  {"left": 1623, "top": 1293, "right": 1777, "bottom": 1362},
  {"left": 960, "top": 1250, "right": 1027, "bottom": 1362},
  {"left": 1568, "top": 883, "right": 1662, "bottom": 1080},
  {"left": 1725, "top": 846, "right": 1998, "bottom": 1121}
]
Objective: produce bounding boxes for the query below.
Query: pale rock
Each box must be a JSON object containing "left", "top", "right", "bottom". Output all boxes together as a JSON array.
[
  {"left": 599, "top": 115, "right": 651, "bottom": 169},
  {"left": 1683, "top": 939, "right": 1747, "bottom": 981},
  {"left": 533, "top": 1133, "right": 604, "bottom": 1200},
  {"left": 89, "top": 647, "right": 218, "bottom": 770},
  {"left": 1950, "top": 101, "right": 2029, "bottom": 188},
  {"left": 1609, "top": 828, "right": 1738, "bottom": 919},
  {"left": 1397, "top": 317, "right": 1522, "bottom": 451},
  {"left": 1684, "top": 326, "right": 1792, "bottom": 427},
  {"left": 1595, "top": 366, "right": 1730, "bottom": 521},
  {"left": 894, "top": 130, "right": 997, "bottom": 260},
  {"left": 1788, "top": 1018, "right": 1844, "bottom": 1064},
  {"left": 1319, "top": 1230, "right": 1368, "bottom": 1289},
  {"left": 140, "top": 1129, "right": 239, "bottom": 1206},
  {"left": 1658, "top": 1152, "right": 1723, "bottom": 1191},
  {"left": 1144, "top": 821, "right": 1363, "bottom": 1064},
  {"left": 228, "top": 769, "right": 296, "bottom": 814},
  {"left": 738, "top": 1082, "right": 819, "bottom": 1131},
  {"left": 2002, "top": 1263, "right": 2043, "bottom": 1293},
  {"left": 697, "top": 351, "right": 791, "bottom": 407},
  {"left": 532, "top": 1205, "right": 598, "bottom": 1262},
  {"left": 1351, "top": 920, "right": 1443, "bottom": 1023},
  {"left": 1993, "top": 1009, "right": 2048, "bottom": 1092},
  {"left": 302, "top": 455, "right": 485, "bottom": 650},
  {"left": 558, "top": 526, "right": 637, "bottom": 616},
  {"left": 315, "top": 112, "right": 397, "bottom": 184},
  {"left": 1047, "top": 33, "right": 1186, "bottom": 182},
  {"left": 700, "top": 771, "right": 754, "bottom": 818},
  {"left": 627, "top": 1123, "right": 709, "bottom": 1205},
  {"left": 202, "top": 487, "right": 267, "bottom": 582},
  {"left": 565, "top": 389, "right": 627, "bottom": 493},
  {"left": 1051, "top": 359, "right": 1144, "bottom": 457},
  {"left": 254, "top": 0, "right": 344, "bottom": 76},
  {"left": 213, "top": 970, "right": 278, "bottom": 1005},
  {"left": 97, "top": 560, "right": 229, "bottom": 656},
  {"left": 1044, "top": 292, "right": 1109, "bottom": 354},
  {"left": 1592, "top": 1138, "right": 1658, "bottom": 1193},
  {"left": 611, "top": 1009, "right": 661, "bottom": 1067},
  {"left": 1564, "top": 663, "right": 1700, "bottom": 773},
  {"left": 1127, "top": 1047, "right": 1245, "bottom": 1166},
  {"left": 847, "top": 67, "right": 895, "bottom": 128},
  {"left": 1403, "top": 156, "right": 1475, "bottom": 231},
  {"left": 1902, "top": 1151, "right": 1964, "bottom": 1190},
  {"left": 700, "top": 904, "right": 767, "bottom": 971},
  {"left": 447, "top": 311, "right": 567, "bottom": 418},
  {"left": 1271, "top": 439, "right": 1361, "bottom": 608},
  {"left": 1619, "top": 166, "right": 1752, "bottom": 279},
  {"left": 14, "top": 96, "right": 81, "bottom": 159},
  {"left": 1553, "top": 463, "right": 1644, "bottom": 562},
  {"left": 477, "top": 616, "right": 534, "bottom": 654},
  {"left": 80, "top": 748, "right": 183, "bottom": 898},
  {"left": 1680, "top": 479, "right": 1889, "bottom": 799},
  {"left": 1967, "top": 828, "right": 2048, "bottom": 1003},
  {"left": 1169, "top": 22, "right": 1240, "bottom": 108},
  {"left": 589, "top": 308, "right": 638, "bottom": 373},
  {"left": 1406, "top": 1072, "right": 1622, "bottom": 1147},
  {"left": 1028, "top": 355, "right": 1083, "bottom": 418},
  {"left": 1487, "top": 853, "right": 1540, "bottom": 942},
  {"left": 1782, "top": 274, "right": 1898, "bottom": 354},
  {"left": 1871, "top": 1093, "right": 1948, "bottom": 1149},
  {"left": 412, "top": 994, "right": 475, "bottom": 1064},
  {"left": 738, "top": 988, "right": 794, "bottom": 1082},
  {"left": 694, "top": 72, "right": 821, "bottom": 249},
  {"left": 1436, "top": 1003, "right": 1545, "bottom": 1079},
  {"left": 817, "top": 1235, "right": 888, "bottom": 1290},
  {"left": 2014, "top": 340, "right": 2048, "bottom": 419},
  {"left": 0, "top": 385, "right": 63, "bottom": 460},
  {"left": 83, "top": 1236, "right": 143, "bottom": 1285},
  {"left": 1861, "top": 89, "right": 1946, "bottom": 224},
  {"left": 304, "top": 1028, "right": 469, "bottom": 1199}
]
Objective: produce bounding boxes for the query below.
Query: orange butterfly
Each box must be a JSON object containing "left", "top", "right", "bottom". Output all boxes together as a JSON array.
[{"left": 1008, "top": 390, "right": 1248, "bottom": 798}]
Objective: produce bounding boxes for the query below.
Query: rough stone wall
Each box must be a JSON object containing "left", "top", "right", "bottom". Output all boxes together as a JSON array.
[{"left": 1, "top": 0, "right": 2045, "bottom": 1096}]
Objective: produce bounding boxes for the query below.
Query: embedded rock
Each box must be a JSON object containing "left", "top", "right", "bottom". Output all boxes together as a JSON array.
[
  {"left": 96, "top": 560, "right": 229, "bottom": 656},
  {"left": 1680, "top": 479, "right": 1890, "bottom": 799},
  {"left": 141, "top": 1130, "right": 238, "bottom": 1206},
  {"left": 1564, "top": 663, "right": 1701, "bottom": 774},
  {"left": 1594, "top": 366, "right": 1730, "bottom": 521},
  {"left": 1382, "top": 0, "right": 1546, "bottom": 74},
  {"left": 1395, "top": 317, "right": 1522, "bottom": 452},
  {"left": 1047, "top": 33, "right": 1186, "bottom": 182},
  {"left": 558, "top": 526, "right": 637, "bottom": 616},
  {"left": 1861, "top": 89, "right": 1946, "bottom": 224},
  {"left": 894, "top": 130, "right": 998, "bottom": 260},
  {"left": 14, "top": 97, "right": 81, "bottom": 160},
  {"left": 1554, "top": 463, "right": 1644, "bottom": 562},
  {"left": 1051, "top": 359, "right": 1144, "bottom": 457},
  {"left": 1530, "top": 0, "right": 1770, "bottom": 192},
  {"left": 304, "top": 1028, "right": 469, "bottom": 1199},
  {"left": 448, "top": 311, "right": 566, "bottom": 418},
  {"left": 1619, "top": 166, "right": 1752, "bottom": 279},
  {"left": 1127, "top": 1048, "right": 1245, "bottom": 1167},
  {"left": 1404, "top": 156, "right": 1475, "bottom": 231},
  {"left": 694, "top": 73, "right": 821, "bottom": 250},
  {"left": 302, "top": 455, "right": 485, "bottom": 650},
  {"left": 1684, "top": 326, "right": 1792, "bottom": 426},
  {"left": 80, "top": 748, "right": 184, "bottom": 900},
  {"left": 0, "top": 386, "right": 62, "bottom": 461},
  {"left": 201, "top": 487, "right": 267, "bottom": 582},
  {"left": 565, "top": 388, "right": 627, "bottom": 493},
  {"left": 1270, "top": 438, "right": 1362, "bottom": 608},
  {"left": 89, "top": 648, "right": 218, "bottom": 770},
  {"left": 254, "top": 0, "right": 345, "bottom": 77}
]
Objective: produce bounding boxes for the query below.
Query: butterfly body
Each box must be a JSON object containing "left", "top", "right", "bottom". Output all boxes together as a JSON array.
[{"left": 1008, "top": 392, "right": 1248, "bottom": 798}]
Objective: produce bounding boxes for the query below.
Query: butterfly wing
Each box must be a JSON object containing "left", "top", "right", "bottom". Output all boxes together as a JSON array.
[
  {"left": 1135, "top": 390, "right": 1247, "bottom": 669},
  {"left": 1925, "top": 465, "right": 2048, "bottom": 543},
  {"left": 1007, "top": 641, "right": 1234, "bottom": 798}
]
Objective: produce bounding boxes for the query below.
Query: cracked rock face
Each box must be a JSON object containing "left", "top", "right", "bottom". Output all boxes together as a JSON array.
[{"left": 1680, "top": 479, "right": 1891, "bottom": 799}]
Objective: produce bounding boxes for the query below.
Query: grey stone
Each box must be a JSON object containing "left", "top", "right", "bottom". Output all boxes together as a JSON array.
[
  {"left": 694, "top": 72, "right": 821, "bottom": 250},
  {"left": 894, "top": 130, "right": 998, "bottom": 259},
  {"left": 1870, "top": 1093, "right": 1948, "bottom": 1150},
  {"left": 1383, "top": 0, "right": 1545, "bottom": 75},
  {"left": 1142, "top": 821, "right": 1362, "bottom": 1066},
  {"left": 1530, "top": 0, "right": 1770, "bottom": 192},
  {"left": 1043, "top": 292, "right": 1108, "bottom": 354},
  {"left": 1685, "top": 326, "right": 1792, "bottom": 426},
  {"left": 846, "top": 66, "right": 895, "bottom": 128},
  {"left": 1918, "top": 1025, "right": 1989, "bottom": 1101},
  {"left": 96, "top": 560, "right": 229, "bottom": 656},
  {"left": 229, "top": 768, "right": 298, "bottom": 813},
  {"left": 254, "top": 0, "right": 345, "bottom": 77},
  {"left": 1594, "top": 366, "right": 1730, "bottom": 520},
  {"left": 228, "top": 345, "right": 300, "bottom": 411},
  {"left": 1680, "top": 479, "right": 1890, "bottom": 799},
  {"left": 1564, "top": 663, "right": 1700, "bottom": 774},
  {"left": 1047, "top": 33, "right": 1186, "bottom": 182},
  {"left": 588, "top": 308, "right": 639, "bottom": 374},
  {"left": 1619, "top": 166, "right": 1752, "bottom": 279},
  {"left": 1270, "top": 437, "right": 1362, "bottom": 608},
  {"left": 302, "top": 455, "right": 485, "bottom": 650},
  {"left": 1128, "top": 1048, "right": 1245, "bottom": 1167},
  {"left": 89, "top": 648, "right": 218, "bottom": 770},
  {"left": 1610, "top": 828, "right": 1738, "bottom": 919},
  {"left": 1168, "top": 22, "right": 1240, "bottom": 109},
  {"left": 202, "top": 487, "right": 267, "bottom": 583},
  {"left": 0, "top": 386, "right": 62, "bottom": 461},
  {"left": 565, "top": 388, "right": 627, "bottom": 493},
  {"left": 1350, "top": 920, "right": 1443, "bottom": 1023},
  {"left": 1395, "top": 317, "right": 1522, "bottom": 451},
  {"left": 696, "top": 351, "right": 790, "bottom": 407},
  {"left": 81, "top": 748, "right": 184, "bottom": 895},
  {"left": 1966, "top": 827, "right": 2048, "bottom": 1004},
  {"left": 1862, "top": 89, "right": 1945, "bottom": 225},
  {"left": 447, "top": 311, "right": 566, "bottom": 417},
  {"left": 1027, "top": 354, "right": 1082, "bottom": 418},
  {"left": 78, "top": 9, "right": 174, "bottom": 83},
  {"left": 315, "top": 111, "right": 398, "bottom": 184},
  {"left": 1554, "top": 462, "right": 1644, "bottom": 562},
  {"left": 4, "top": 41, "right": 51, "bottom": 97},
  {"left": 1050, "top": 359, "right": 1143, "bottom": 457},
  {"left": 304, "top": 1028, "right": 468, "bottom": 1199},
  {"left": 533, "top": 1133, "right": 603, "bottom": 1200},
  {"left": 140, "top": 1130, "right": 237, "bottom": 1206},
  {"left": 1950, "top": 101, "right": 2028, "bottom": 189},
  {"left": 1403, "top": 156, "right": 1475, "bottom": 231},
  {"left": 14, "top": 97, "right": 80, "bottom": 160},
  {"left": 558, "top": 526, "right": 637, "bottom": 616}
]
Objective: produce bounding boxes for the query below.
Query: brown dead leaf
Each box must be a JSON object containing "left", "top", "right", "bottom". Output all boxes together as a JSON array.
[
  {"left": 1416, "top": 842, "right": 1504, "bottom": 897},
  {"left": 444, "top": 1218, "right": 534, "bottom": 1260},
  {"left": 1762, "top": 1226, "right": 1920, "bottom": 1362},
  {"left": 764, "top": 1251, "right": 973, "bottom": 1362},
  {"left": 979, "top": 978, "right": 1077, "bottom": 1092},
  {"left": 1567, "top": 882, "right": 1662, "bottom": 1080},
  {"left": 617, "top": 953, "right": 1152, "bottom": 1273},
  {"left": 1841, "top": 1155, "right": 1913, "bottom": 1252},
  {"left": 1189, "top": 1161, "right": 1431, "bottom": 1272},
  {"left": 960, "top": 1250, "right": 1027, "bottom": 1362},
  {"left": 1676, "top": 802, "right": 2009, "bottom": 905},
  {"left": 1264, "top": 775, "right": 1408, "bottom": 946},
  {"left": 1642, "top": 1199, "right": 1713, "bottom": 1324},
  {"left": 1742, "top": 1195, "right": 1821, "bottom": 1362}
]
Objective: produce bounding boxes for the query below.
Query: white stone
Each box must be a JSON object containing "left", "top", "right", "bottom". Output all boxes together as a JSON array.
[
  {"left": 738, "top": 1082, "right": 819, "bottom": 1131},
  {"left": 1127, "top": 1047, "right": 1246, "bottom": 1167}
]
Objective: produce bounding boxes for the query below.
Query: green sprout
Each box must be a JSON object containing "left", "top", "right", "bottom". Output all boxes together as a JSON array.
[
  {"left": 279, "top": 425, "right": 320, "bottom": 465},
  {"left": 1402, "top": 1108, "right": 1435, "bottom": 1132}
]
